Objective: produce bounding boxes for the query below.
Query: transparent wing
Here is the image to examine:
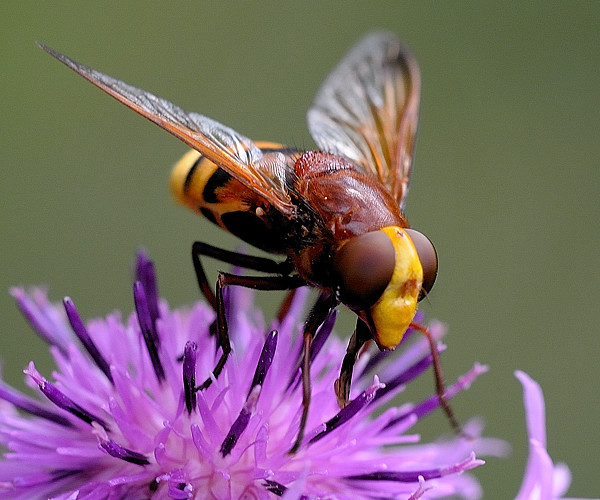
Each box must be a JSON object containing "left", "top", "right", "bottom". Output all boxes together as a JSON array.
[
  {"left": 38, "top": 43, "right": 295, "bottom": 215},
  {"left": 307, "top": 31, "right": 421, "bottom": 209}
]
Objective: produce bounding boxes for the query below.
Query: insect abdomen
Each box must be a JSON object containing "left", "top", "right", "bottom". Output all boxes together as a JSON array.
[{"left": 170, "top": 145, "right": 292, "bottom": 253}]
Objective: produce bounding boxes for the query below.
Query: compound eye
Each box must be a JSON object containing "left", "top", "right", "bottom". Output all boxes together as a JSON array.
[
  {"left": 405, "top": 229, "right": 438, "bottom": 300},
  {"left": 333, "top": 231, "right": 395, "bottom": 310}
]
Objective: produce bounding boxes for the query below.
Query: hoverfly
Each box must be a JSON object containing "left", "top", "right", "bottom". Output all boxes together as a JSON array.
[{"left": 39, "top": 31, "right": 460, "bottom": 453}]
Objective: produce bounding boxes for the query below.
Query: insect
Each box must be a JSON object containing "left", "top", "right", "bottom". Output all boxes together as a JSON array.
[{"left": 39, "top": 31, "right": 460, "bottom": 453}]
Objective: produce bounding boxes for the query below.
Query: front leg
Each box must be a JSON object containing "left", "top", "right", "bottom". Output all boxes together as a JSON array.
[
  {"left": 192, "top": 241, "right": 294, "bottom": 311},
  {"left": 288, "top": 292, "right": 339, "bottom": 454},
  {"left": 334, "top": 318, "right": 372, "bottom": 408},
  {"left": 198, "top": 271, "right": 305, "bottom": 391}
]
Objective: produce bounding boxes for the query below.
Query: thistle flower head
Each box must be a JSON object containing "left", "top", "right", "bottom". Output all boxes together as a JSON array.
[{"left": 0, "top": 252, "right": 505, "bottom": 499}]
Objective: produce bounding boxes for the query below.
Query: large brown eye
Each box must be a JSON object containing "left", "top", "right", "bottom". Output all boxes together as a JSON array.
[
  {"left": 405, "top": 229, "right": 438, "bottom": 300},
  {"left": 332, "top": 231, "right": 395, "bottom": 310}
]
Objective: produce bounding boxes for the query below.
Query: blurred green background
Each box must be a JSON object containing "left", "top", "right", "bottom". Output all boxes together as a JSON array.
[{"left": 1, "top": 2, "right": 598, "bottom": 497}]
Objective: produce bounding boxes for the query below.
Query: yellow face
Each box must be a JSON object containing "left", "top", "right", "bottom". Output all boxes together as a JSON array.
[{"left": 367, "top": 226, "right": 423, "bottom": 349}]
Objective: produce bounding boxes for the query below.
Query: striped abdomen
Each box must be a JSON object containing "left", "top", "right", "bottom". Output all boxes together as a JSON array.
[{"left": 170, "top": 144, "right": 297, "bottom": 254}]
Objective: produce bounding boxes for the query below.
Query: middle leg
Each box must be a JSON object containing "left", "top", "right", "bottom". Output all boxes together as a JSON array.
[
  {"left": 289, "top": 292, "right": 339, "bottom": 454},
  {"left": 197, "top": 271, "right": 306, "bottom": 391},
  {"left": 191, "top": 241, "right": 294, "bottom": 311}
]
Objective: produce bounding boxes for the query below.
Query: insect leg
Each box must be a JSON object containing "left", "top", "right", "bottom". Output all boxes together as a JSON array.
[
  {"left": 192, "top": 241, "right": 294, "bottom": 311},
  {"left": 275, "top": 288, "right": 299, "bottom": 324},
  {"left": 289, "top": 293, "right": 338, "bottom": 454},
  {"left": 410, "top": 322, "right": 463, "bottom": 436},
  {"left": 334, "top": 318, "right": 372, "bottom": 408},
  {"left": 197, "top": 272, "right": 305, "bottom": 391}
]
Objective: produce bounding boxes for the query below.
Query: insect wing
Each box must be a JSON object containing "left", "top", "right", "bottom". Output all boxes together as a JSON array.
[
  {"left": 307, "top": 31, "right": 421, "bottom": 209},
  {"left": 38, "top": 43, "right": 294, "bottom": 215}
]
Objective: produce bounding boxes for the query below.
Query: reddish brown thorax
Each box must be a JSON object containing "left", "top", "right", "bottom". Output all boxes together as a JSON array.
[
  {"left": 294, "top": 151, "right": 407, "bottom": 239},
  {"left": 290, "top": 151, "right": 408, "bottom": 286}
]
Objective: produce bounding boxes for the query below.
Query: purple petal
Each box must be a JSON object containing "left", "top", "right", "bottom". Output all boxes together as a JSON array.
[
  {"left": 263, "top": 479, "right": 286, "bottom": 496},
  {"left": 166, "top": 469, "right": 193, "bottom": 499},
  {"left": 515, "top": 370, "right": 546, "bottom": 447},
  {"left": 99, "top": 439, "right": 150, "bottom": 466},
  {"left": 133, "top": 281, "right": 165, "bottom": 381},
  {"left": 308, "top": 376, "right": 384, "bottom": 445},
  {"left": 24, "top": 362, "right": 109, "bottom": 430},
  {"left": 347, "top": 452, "right": 483, "bottom": 482},
  {"left": 309, "top": 307, "right": 337, "bottom": 363},
  {"left": 0, "top": 378, "right": 72, "bottom": 426},
  {"left": 219, "top": 389, "right": 254, "bottom": 457},
  {"left": 220, "top": 331, "right": 279, "bottom": 457},
  {"left": 10, "top": 287, "right": 71, "bottom": 353},
  {"left": 135, "top": 250, "right": 160, "bottom": 327},
  {"left": 183, "top": 341, "right": 197, "bottom": 414},
  {"left": 372, "top": 344, "right": 439, "bottom": 403},
  {"left": 249, "top": 330, "right": 278, "bottom": 393},
  {"left": 263, "top": 479, "right": 309, "bottom": 499},
  {"left": 63, "top": 297, "right": 113, "bottom": 384},
  {"left": 407, "top": 476, "right": 431, "bottom": 500},
  {"left": 384, "top": 363, "right": 488, "bottom": 430},
  {"left": 514, "top": 370, "right": 574, "bottom": 500}
]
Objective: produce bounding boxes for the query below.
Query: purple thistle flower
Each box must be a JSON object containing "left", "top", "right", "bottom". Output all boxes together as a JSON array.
[
  {"left": 513, "top": 371, "right": 598, "bottom": 500},
  {"left": 0, "top": 252, "right": 526, "bottom": 499}
]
